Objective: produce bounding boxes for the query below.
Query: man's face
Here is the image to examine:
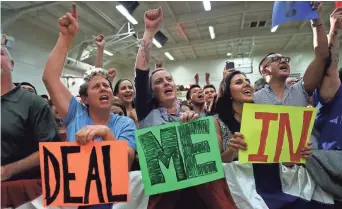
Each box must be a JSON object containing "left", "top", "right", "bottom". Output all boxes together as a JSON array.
[
  {"left": 1, "top": 45, "right": 13, "bottom": 76},
  {"left": 260, "top": 53, "right": 291, "bottom": 80},
  {"left": 190, "top": 87, "right": 205, "bottom": 105},
  {"left": 21, "top": 85, "right": 36, "bottom": 94},
  {"left": 204, "top": 87, "right": 216, "bottom": 104}
]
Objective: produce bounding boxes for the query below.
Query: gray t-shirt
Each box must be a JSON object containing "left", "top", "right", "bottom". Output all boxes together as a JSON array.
[{"left": 253, "top": 79, "right": 309, "bottom": 106}]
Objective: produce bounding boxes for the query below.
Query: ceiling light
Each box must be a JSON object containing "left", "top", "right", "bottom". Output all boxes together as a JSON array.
[
  {"left": 153, "top": 38, "right": 162, "bottom": 48},
  {"left": 271, "top": 25, "right": 278, "bottom": 33},
  {"left": 104, "top": 50, "right": 113, "bottom": 56},
  {"left": 203, "top": 0, "right": 211, "bottom": 11},
  {"left": 165, "top": 52, "right": 174, "bottom": 60},
  {"left": 209, "top": 26, "right": 215, "bottom": 39},
  {"left": 227, "top": 53, "right": 232, "bottom": 56},
  {"left": 116, "top": 4, "right": 138, "bottom": 25}
]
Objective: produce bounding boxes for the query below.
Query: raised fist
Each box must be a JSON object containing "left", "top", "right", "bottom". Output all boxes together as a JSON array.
[
  {"left": 205, "top": 72, "right": 210, "bottom": 81},
  {"left": 330, "top": 7, "right": 342, "bottom": 30},
  {"left": 144, "top": 7, "right": 163, "bottom": 34},
  {"left": 58, "top": 3, "right": 78, "bottom": 37},
  {"left": 108, "top": 68, "right": 116, "bottom": 81},
  {"left": 95, "top": 34, "right": 105, "bottom": 49}
]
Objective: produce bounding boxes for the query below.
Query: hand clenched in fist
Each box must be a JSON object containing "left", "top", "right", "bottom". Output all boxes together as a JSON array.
[
  {"left": 107, "top": 68, "right": 116, "bottom": 82},
  {"left": 58, "top": 3, "right": 78, "bottom": 38},
  {"left": 95, "top": 34, "right": 105, "bottom": 49},
  {"left": 144, "top": 7, "right": 163, "bottom": 34}
]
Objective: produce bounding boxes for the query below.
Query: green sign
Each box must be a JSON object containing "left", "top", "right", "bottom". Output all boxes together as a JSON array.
[{"left": 136, "top": 117, "right": 224, "bottom": 195}]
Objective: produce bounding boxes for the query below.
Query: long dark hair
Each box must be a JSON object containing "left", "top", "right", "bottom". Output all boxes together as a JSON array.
[
  {"left": 213, "top": 71, "right": 246, "bottom": 127},
  {"left": 113, "top": 79, "right": 135, "bottom": 108}
]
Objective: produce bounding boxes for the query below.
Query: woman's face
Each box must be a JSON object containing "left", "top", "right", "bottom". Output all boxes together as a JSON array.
[
  {"left": 151, "top": 70, "right": 177, "bottom": 107},
  {"left": 111, "top": 105, "right": 125, "bottom": 116},
  {"left": 117, "top": 80, "right": 134, "bottom": 104},
  {"left": 229, "top": 74, "right": 254, "bottom": 103}
]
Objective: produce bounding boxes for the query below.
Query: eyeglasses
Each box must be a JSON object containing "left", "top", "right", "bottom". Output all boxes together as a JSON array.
[{"left": 264, "top": 56, "right": 291, "bottom": 67}]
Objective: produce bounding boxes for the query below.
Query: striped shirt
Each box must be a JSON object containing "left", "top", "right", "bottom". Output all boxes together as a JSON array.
[{"left": 253, "top": 79, "right": 309, "bottom": 107}]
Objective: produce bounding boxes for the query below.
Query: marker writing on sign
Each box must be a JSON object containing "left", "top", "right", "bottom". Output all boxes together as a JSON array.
[
  {"left": 43, "top": 145, "right": 127, "bottom": 205},
  {"left": 138, "top": 119, "right": 218, "bottom": 185},
  {"left": 248, "top": 110, "right": 313, "bottom": 162}
]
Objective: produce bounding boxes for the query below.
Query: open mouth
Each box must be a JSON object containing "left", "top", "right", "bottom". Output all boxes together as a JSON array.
[
  {"left": 99, "top": 95, "right": 109, "bottom": 102},
  {"left": 124, "top": 92, "right": 133, "bottom": 99},
  {"left": 198, "top": 94, "right": 204, "bottom": 99},
  {"left": 279, "top": 64, "right": 288, "bottom": 71},
  {"left": 242, "top": 89, "right": 252, "bottom": 96},
  {"left": 164, "top": 88, "right": 173, "bottom": 95}
]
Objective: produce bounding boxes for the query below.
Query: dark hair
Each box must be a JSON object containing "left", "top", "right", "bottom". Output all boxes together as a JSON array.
[
  {"left": 20, "top": 82, "right": 37, "bottom": 94},
  {"left": 339, "top": 68, "right": 342, "bottom": 82},
  {"left": 213, "top": 71, "right": 247, "bottom": 126},
  {"left": 113, "top": 79, "right": 134, "bottom": 96},
  {"left": 79, "top": 83, "right": 88, "bottom": 97},
  {"left": 41, "top": 94, "right": 49, "bottom": 100},
  {"left": 112, "top": 98, "right": 127, "bottom": 116},
  {"left": 258, "top": 52, "right": 277, "bottom": 74},
  {"left": 203, "top": 84, "right": 216, "bottom": 92},
  {"left": 186, "top": 84, "right": 201, "bottom": 100}
]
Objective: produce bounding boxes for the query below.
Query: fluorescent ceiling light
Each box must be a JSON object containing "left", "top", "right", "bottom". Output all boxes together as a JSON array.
[
  {"left": 209, "top": 26, "right": 215, "bottom": 39},
  {"left": 227, "top": 52, "right": 232, "bottom": 56},
  {"left": 116, "top": 4, "right": 138, "bottom": 25},
  {"left": 203, "top": 0, "right": 211, "bottom": 11},
  {"left": 153, "top": 38, "right": 162, "bottom": 48},
  {"left": 104, "top": 50, "right": 113, "bottom": 56},
  {"left": 271, "top": 25, "right": 278, "bottom": 33},
  {"left": 165, "top": 52, "right": 174, "bottom": 60}
]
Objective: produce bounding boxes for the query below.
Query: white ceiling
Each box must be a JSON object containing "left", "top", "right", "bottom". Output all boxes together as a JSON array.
[{"left": 1, "top": 1, "right": 338, "bottom": 69}]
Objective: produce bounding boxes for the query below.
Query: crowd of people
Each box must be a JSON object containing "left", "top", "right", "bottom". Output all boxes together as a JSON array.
[{"left": 1, "top": 1, "right": 342, "bottom": 209}]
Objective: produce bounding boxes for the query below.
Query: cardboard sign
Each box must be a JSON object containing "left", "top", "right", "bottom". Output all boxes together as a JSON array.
[
  {"left": 272, "top": 1, "right": 319, "bottom": 29},
  {"left": 39, "top": 141, "right": 129, "bottom": 206},
  {"left": 136, "top": 117, "right": 224, "bottom": 195},
  {"left": 239, "top": 104, "right": 317, "bottom": 164}
]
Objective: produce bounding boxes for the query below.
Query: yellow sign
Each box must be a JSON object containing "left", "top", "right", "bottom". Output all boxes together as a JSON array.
[{"left": 239, "top": 104, "right": 317, "bottom": 163}]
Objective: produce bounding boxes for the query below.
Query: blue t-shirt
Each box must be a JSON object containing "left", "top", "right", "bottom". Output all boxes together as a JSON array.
[
  {"left": 314, "top": 85, "right": 342, "bottom": 150},
  {"left": 63, "top": 97, "right": 136, "bottom": 150}
]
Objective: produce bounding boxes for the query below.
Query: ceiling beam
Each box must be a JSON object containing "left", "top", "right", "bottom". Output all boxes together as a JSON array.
[
  {"left": 186, "top": 2, "right": 192, "bottom": 12},
  {"left": 283, "top": 35, "right": 297, "bottom": 51},
  {"left": 77, "top": 2, "right": 120, "bottom": 31},
  {"left": 134, "top": 2, "right": 273, "bottom": 32},
  {"left": 176, "top": 23, "right": 189, "bottom": 43},
  {"left": 153, "top": 27, "right": 317, "bottom": 54},
  {"left": 190, "top": 46, "right": 198, "bottom": 60},
  {"left": 164, "top": 2, "right": 177, "bottom": 21},
  {"left": 240, "top": 12, "right": 246, "bottom": 30},
  {"left": 2, "top": 1, "right": 61, "bottom": 29}
]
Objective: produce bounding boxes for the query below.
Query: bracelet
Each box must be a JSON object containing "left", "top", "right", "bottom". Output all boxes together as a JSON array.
[{"left": 311, "top": 18, "right": 323, "bottom": 27}]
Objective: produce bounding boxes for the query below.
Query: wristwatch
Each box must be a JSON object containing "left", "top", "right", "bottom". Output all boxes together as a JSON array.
[{"left": 311, "top": 18, "right": 323, "bottom": 27}]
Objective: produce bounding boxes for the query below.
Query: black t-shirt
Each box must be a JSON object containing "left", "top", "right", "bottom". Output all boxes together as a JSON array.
[{"left": 1, "top": 85, "right": 60, "bottom": 181}]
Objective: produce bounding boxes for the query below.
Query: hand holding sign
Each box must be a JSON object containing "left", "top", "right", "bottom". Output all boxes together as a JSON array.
[
  {"left": 229, "top": 132, "right": 247, "bottom": 152},
  {"left": 272, "top": 1, "right": 319, "bottom": 30},
  {"left": 76, "top": 125, "right": 115, "bottom": 145},
  {"left": 179, "top": 111, "right": 199, "bottom": 122}
]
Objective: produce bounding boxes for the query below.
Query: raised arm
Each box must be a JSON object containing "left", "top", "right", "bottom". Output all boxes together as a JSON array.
[
  {"left": 134, "top": 7, "right": 163, "bottom": 121},
  {"left": 42, "top": 3, "right": 78, "bottom": 119},
  {"left": 303, "top": 2, "right": 330, "bottom": 95},
  {"left": 205, "top": 72, "right": 211, "bottom": 86},
  {"left": 194, "top": 73, "right": 199, "bottom": 85},
  {"left": 94, "top": 34, "right": 104, "bottom": 68},
  {"left": 318, "top": 8, "right": 342, "bottom": 103}
]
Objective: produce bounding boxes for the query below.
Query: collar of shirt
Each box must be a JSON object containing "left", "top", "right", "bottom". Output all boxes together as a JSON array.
[{"left": 1, "top": 84, "right": 24, "bottom": 102}]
